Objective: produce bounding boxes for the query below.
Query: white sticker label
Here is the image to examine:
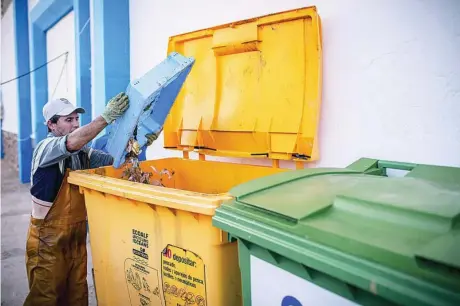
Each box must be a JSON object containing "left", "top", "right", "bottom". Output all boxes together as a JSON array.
[{"left": 250, "top": 255, "right": 359, "bottom": 306}]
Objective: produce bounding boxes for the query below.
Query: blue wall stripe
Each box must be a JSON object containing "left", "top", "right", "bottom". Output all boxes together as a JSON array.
[
  {"left": 13, "top": 0, "right": 34, "bottom": 183},
  {"left": 93, "top": 0, "right": 130, "bottom": 134},
  {"left": 74, "top": 0, "right": 91, "bottom": 125}
]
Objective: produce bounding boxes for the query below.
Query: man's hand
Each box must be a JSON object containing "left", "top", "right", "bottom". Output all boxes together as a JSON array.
[
  {"left": 101, "top": 92, "right": 129, "bottom": 124},
  {"left": 145, "top": 128, "right": 163, "bottom": 147}
]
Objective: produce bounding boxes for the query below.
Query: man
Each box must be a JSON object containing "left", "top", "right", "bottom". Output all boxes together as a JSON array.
[{"left": 24, "top": 93, "right": 157, "bottom": 306}]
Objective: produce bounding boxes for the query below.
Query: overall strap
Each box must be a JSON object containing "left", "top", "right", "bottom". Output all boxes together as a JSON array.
[
  {"left": 43, "top": 170, "right": 87, "bottom": 225},
  {"left": 31, "top": 151, "right": 90, "bottom": 223}
]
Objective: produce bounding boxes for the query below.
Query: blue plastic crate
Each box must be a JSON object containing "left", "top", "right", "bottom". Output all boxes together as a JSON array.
[{"left": 106, "top": 52, "right": 195, "bottom": 168}]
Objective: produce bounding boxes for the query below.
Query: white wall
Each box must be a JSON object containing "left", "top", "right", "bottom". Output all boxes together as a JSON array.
[
  {"left": 1, "top": 3, "right": 18, "bottom": 134},
  {"left": 130, "top": 0, "right": 460, "bottom": 168},
  {"left": 46, "top": 11, "right": 77, "bottom": 109}
]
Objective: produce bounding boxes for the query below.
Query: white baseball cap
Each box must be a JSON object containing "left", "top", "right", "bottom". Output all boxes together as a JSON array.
[{"left": 43, "top": 98, "right": 85, "bottom": 124}]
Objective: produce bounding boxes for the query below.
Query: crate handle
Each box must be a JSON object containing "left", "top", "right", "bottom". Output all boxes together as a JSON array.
[{"left": 377, "top": 160, "right": 417, "bottom": 172}]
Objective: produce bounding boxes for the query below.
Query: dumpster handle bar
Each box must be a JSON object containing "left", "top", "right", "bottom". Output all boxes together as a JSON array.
[{"left": 377, "top": 160, "right": 417, "bottom": 172}]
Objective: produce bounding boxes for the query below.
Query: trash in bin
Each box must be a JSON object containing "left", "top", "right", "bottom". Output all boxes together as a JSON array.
[
  {"left": 212, "top": 158, "right": 460, "bottom": 306},
  {"left": 121, "top": 138, "right": 174, "bottom": 185},
  {"left": 68, "top": 6, "right": 322, "bottom": 306}
]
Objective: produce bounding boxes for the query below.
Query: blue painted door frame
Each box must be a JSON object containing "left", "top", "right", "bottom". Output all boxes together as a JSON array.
[
  {"left": 13, "top": 0, "right": 33, "bottom": 183},
  {"left": 92, "top": 0, "right": 130, "bottom": 138}
]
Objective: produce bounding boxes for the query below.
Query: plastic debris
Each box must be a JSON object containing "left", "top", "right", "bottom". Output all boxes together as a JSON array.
[{"left": 121, "top": 137, "right": 174, "bottom": 186}]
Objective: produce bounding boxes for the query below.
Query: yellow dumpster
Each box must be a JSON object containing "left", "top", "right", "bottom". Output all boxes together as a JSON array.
[{"left": 68, "top": 6, "right": 322, "bottom": 306}]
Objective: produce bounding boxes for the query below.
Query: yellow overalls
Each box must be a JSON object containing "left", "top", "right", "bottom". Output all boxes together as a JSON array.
[{"left": 24, "top": 170, "right": 88, "bottom": 306}]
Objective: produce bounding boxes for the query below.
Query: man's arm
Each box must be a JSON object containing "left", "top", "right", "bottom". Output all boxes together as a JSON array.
[
  {"left": 35, "top": 118, "right": 108, "bottom": 168},
  {"left": 90, "top": 150, "right": 114, "bottom": 168},
  {"left": 66, "top": 116, "right": 107, "bottom": 152},
  {"left": 36, "top": 92, "right": 129, "bottom": 168},
  {"left": 82, "top": 146, "right": 114, "bottom": 168},
  {"left": 36, "top": 126, "right": 113, "bottom": 169},
  {"left": 66, "top": 93, "right": 129, "bottom": 152},
  {"left": 34, "top": 136, "right": 77, "bottom": 168}
]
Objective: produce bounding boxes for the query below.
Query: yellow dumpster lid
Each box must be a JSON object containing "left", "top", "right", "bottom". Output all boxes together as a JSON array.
[{"left": 164, "top": 6, "right": 322, "bottom": 162}]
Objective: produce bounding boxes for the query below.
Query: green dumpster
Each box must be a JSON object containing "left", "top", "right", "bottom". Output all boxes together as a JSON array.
[{"left": 212, "top": 158, "right": 460, "bottom": 306}]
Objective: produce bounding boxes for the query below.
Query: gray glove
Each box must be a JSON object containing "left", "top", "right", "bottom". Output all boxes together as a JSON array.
[
  {"left": 101, "top": 92, "right": 129, "bottom": 124},
  {"left": 145, "top": 127, "right": 163, "bottom": 147}
]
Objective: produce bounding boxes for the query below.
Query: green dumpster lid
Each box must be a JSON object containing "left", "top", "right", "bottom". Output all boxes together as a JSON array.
[{"left": 213, "top": 162, "right": 460, "bottom": 305}]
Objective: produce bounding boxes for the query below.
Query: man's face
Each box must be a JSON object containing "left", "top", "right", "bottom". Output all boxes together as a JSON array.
[{"left": 48, "top": 111, "right": 80, "bottom": 136}]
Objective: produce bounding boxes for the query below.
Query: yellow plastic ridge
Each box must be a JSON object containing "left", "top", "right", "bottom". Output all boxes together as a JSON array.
[{"left": 68, "top": 171, "right": 231, "bottom": 216}]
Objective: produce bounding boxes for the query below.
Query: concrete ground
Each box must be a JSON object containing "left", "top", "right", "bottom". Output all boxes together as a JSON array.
[{"left": 1, "top": 160, "right": 97, "bottom": 305}]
